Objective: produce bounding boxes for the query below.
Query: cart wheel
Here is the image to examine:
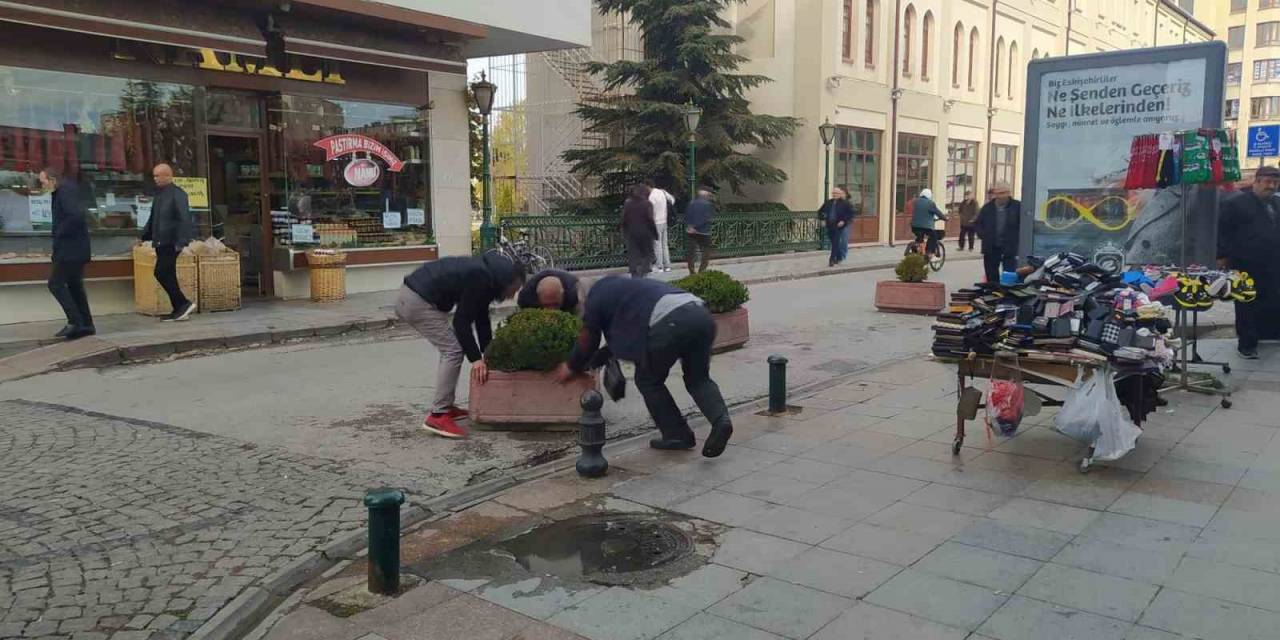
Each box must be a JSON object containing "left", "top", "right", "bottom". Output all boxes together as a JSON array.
[
  {"left": 1223, "top": 364, "right": 1232, "bottom": 375},
  {"left": 1221, "top": 398, "right": 1233, "bottom": 409},
  {"left": 1079, "top": 458, "right": 1092, "bottom": 474},
  {"left": 952, "top": 439, "right": 963, "bottom": 456}
]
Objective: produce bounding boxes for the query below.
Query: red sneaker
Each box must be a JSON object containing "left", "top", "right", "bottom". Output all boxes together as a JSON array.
[
  {"left": 423, "top": 413, "right": 468, "bottom": 439},
  {"left": 445, "top": 406, "right": 470, "bottom": 420}
]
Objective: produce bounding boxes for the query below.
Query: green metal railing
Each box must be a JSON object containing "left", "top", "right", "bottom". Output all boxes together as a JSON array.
[{"left": 499, "top": 210, "right": 824, "bottom": 271}]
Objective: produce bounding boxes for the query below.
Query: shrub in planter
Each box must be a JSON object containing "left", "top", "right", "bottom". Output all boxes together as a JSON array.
[
  {"left": 471, "top": 309, "right": 593, "bottom": 426},
  {"left": 876, "top": 254, "right": 945, "bottom": 314},
  {"left": 484, "top": 308, "right": 583, "bottom": 371},
  {"left": 672, "top": 270, "right": 750, "bottom": 350}
]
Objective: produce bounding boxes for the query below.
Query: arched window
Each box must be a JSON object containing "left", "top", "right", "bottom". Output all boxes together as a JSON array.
[
  {"left": 1008, "top": 42, "right": 1019, "bottom": 100},
  {"left": 865, "top": 0, "right": 878, "bottom": 68},
  {"left": 903, "top": 5, "right": 915, "bottom": 76},
  {"left": 995, "top": 37, "right": 1005, "bottom": 97},
  {"left": 953, "top": 23, "right": 965, "bottom": 87},
  {"left": 842, "top": 0, "right": 853, "bottom": 60},
  {"left": 968, "top": 27, "right": 979, "bottom": 91},
  {"left": 922, "top": 12, "right": 934, "bottom": 80}
]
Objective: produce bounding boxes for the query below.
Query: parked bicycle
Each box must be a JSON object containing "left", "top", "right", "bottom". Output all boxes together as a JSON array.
[{"left": 489, "top": 234, "right": 556, "bottom": 275}]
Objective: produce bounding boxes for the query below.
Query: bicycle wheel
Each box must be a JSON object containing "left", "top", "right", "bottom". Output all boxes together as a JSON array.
[
  {"left": 929, "top": 243, "right": 946, "bottom": 271},
  {"left": 529, "top": 245, "right": 556, "bottom": 271}
]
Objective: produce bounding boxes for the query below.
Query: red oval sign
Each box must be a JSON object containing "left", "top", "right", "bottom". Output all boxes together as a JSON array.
[{"left": 344, "top": 158, "right": 381, "bottom": 187}]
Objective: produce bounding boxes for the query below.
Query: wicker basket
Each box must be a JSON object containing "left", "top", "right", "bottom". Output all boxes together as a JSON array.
[
  {"left": 133, "top": 245, "right": 199, "bottom": 316},
  {"left": 197, "top": 252, "right": 241, "bottom": 312},
  {"left": 307, "top": 249, "right": 347, "bottom": 302}
]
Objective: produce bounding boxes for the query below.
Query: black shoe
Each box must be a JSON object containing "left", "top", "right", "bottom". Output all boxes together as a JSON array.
[
  {"left": 55, "top": 324, "right": 75, "bottom": 338},
  {"left": 171, "top": 301, "right": 196, "bottom": 322},
  {"left": 1238, "top": 347, "right": 1259, "bottom": 360},
  {"left": 650, "top": 436, "right": 696, "bottom": 451},
  {"left": 702, "top": 422, "right": 734, "bottom": 458},
  {"left": 65, "top": 326, "right": 95, "bottom": 340}
]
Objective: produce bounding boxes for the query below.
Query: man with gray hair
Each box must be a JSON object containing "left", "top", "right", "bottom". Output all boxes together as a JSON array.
[
  {"left": 975, "top": 181, "right": 1022, "bottom": 283},
  {"left": 684, "top": 187, "right": 716, "bottom": 274}
]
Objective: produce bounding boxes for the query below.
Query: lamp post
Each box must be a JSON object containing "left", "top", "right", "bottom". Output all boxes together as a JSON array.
[
  {"left": 471, "top": 72, "right": 497, "bottom": 252},
  {"left": 683, "top": 102, "right": 703, "bottom": 201},
  {"left": 818, "top": 118, "right": 837, "bottom": 251}
]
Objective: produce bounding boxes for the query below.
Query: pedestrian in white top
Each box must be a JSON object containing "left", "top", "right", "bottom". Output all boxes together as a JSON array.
[{"left": 647, "top": 179, "right": 676, "bottom": 272}]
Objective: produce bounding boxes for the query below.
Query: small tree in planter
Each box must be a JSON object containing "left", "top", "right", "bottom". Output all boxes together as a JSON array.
[
  {"left": 672, "top": 270, "right": 751, "bottom": 351},
  {"left": 875, "top": 254, "right": 946, "bottom": 314},
  {"left": 470, "top": 309, "right": 597, "bottom": 427}
]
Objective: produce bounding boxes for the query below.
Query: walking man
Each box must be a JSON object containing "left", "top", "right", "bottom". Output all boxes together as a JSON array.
[
  {"left": 41, "top": 167, "right": 94, "bottom": 339},
  {"left": 957, "top": 190, "right": 979, "bottom": 251},
  {"left": 648, "top": 179, "right": 676, "bottom": 272},
  {"left": 975, "top": 181, "right": 1022, "bottom": 284},
  {"left": 685, "top": 187, "right": 716, "bottom": 274},
  {"left": 141, "top": 163, "right": 195, "bottom": 321},
  {"left": 554, "top": 276, "right": 734, "bottom": 457},
  {"left": 1218, "top": 166, "right": 1280, "bottom": 359},
  {"left": 517, "top": 268, "right": 584, "bottom": 314},
  {"left": 819, "top": 186, "right": 856, "bottom": 266},
  {"left": 396, "top": 253, "right": 525, "bottom": 438},
  {"left": 622, "top": 184, "right": 658, "bottom": 278}
]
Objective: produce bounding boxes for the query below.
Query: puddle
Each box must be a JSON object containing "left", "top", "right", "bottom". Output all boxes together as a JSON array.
[{"left": 501, "top": 513, "right": 693, "bottom": 584}]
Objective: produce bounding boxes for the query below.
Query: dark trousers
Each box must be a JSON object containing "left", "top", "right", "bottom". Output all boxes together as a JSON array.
[
  {"left": 1236, "top": 273, "right": 1280, "bottom": 351},
  {"left": 911, "top": 227, "right": 941, "bottom": 255},
  {"left": 983, "top": 251, "right": 1018, "bottom": 284},
  {"left": 959, "top": 225, "right": 977, "bottom": 250},
  {"left": 627, "top": 240, "right": 654, "bottom": 278},
  {"left": 48, "top": 260, "right": 93, "bottom": 328},
  {"left": 154, "top": 244, "right": 190, "bottom": 311},
  {"left": 634, "top": 303, "right": 732, "bottom": 443},
  {"left": 827, "top": 225, "right": 849, "bottom": 264},
  {"left": 686, "top": 233, "right": 713, "bottom": 273}
]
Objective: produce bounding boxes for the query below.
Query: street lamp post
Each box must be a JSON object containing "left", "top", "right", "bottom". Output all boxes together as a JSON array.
[
  {"left": 818, "top": 118, "right": 837, "bottom": 251},
  {"left": 471, "top": 72, "right": 498, "bottom": 252},
  {"left": 683, "top": 102, "right": 703, "bottom": 201}
]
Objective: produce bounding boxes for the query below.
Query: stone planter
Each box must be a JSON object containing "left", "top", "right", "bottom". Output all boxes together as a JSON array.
[
  {"left": 874, "top": 280, "right": 946, "bottom": 314},
  {"left": 469, "top": 369, "right": 598, "bottom": 429},
  {"left": 712, "top": 307, "right": 750, "bottom": 352}
]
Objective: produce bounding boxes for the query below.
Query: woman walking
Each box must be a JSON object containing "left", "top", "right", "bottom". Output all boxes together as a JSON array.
[
  {"left": 819, "top": 186, "right": 856, "bottom": 266},
  {"left": 621, "top": 184, "right": 658, "bottom": 277}
]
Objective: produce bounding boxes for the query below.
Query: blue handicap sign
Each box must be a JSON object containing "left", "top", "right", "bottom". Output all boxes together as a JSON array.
[{"left": 1248, "top": 125, "right": 1280, "bottom": 157}]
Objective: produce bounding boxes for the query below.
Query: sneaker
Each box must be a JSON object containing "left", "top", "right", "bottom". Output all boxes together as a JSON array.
[
  {"left": 445, "top": 406, "right": 470, "bottom": 420},
  {"left": 173, "top": 301, "right": 196, "bottom": 322},
  {"left": 1238, "top": 347, "right": 1259, "bottom": 360},
  {"left": 423, "top": 413, "right": 468, "bottom": 438}
]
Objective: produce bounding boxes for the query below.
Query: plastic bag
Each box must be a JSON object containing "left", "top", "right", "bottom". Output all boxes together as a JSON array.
[
  {"left": 1053, "top": 371, "right": 1105, "bottom": 444},
  {"left": 1091, "top": 371, "right": 1141, "bottom": 461},
  {"left": 988, "top": 380, "right": 1024, "bottom": 436},
  {"left": 1052, "top": 368, "right": 1141, "bottom": 461}
]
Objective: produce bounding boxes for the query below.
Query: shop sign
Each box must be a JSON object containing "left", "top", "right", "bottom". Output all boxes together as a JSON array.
[
  {"left": 195, "top": 49, "right": 345, "bottom": 85},
  {"left": 343, "top": 157, "right": 381, "bottom": 187},
  {"left": 28, "top": 193, "right": 52, "bottom": 224},
  {"left": 406, "top": 208, "right": 426, "bottom": 226},
  {"left": 173, "top": 178, "right": 210, "bottom": 209},
  {"left": 382, "top": 210, "right": 402, "bottom": 229},
  {"left": 313, "top": 135, "right": 405, "bottom": 171}
]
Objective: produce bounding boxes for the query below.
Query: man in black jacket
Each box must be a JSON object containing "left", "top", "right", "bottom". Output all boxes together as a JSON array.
[
  {"left": 517, "top": 269, "right": 583, "bottom": 314},
  {"left": 40, "top": 167, "right": 94, "bottom": 339},
  {"left": 1218, "top": 166, "right": 1280, "bottom": 359},
  {"left": 975, "top": 181, "right": 1021, "bottom": 284},
  {"left": 554, "top": 276, "right": 733, "bottom": 458},
  {"left": 396, "top": 253, "right": 525, "bottom": 438},
  {"left": 140, "top": 163, "right": 195, "bottom": 321}
]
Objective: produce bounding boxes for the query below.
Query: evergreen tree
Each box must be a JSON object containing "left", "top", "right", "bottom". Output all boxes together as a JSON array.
[{"left": 564, "top": 0, "right": 798, "bottom": 199}]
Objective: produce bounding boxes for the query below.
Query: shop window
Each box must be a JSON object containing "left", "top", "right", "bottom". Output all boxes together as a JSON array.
[
  {"left": 268, "top": 96, "right": 431, "bottom": 250},
  {"left": 946, "top": 140, "right": 978, "bottom": 210},
  {"left": 0, "top": 66, "right": 198, "bottom": 258},
  {"left": 895, "top": 133, "right": 933, "bottom": 214},
  {"left": 989, "top": 144, "right": 1018, "bottom": 193},
  {"left": 833, "top": 126, "right": 880, "bottom": 218}
]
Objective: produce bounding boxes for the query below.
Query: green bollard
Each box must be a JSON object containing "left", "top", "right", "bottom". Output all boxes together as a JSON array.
[
  {"left": 363, "top": 488, "right": 405, "bottom": 595},
  {"left": 768, "top": 355, "right": 788, "bottom": 413}
]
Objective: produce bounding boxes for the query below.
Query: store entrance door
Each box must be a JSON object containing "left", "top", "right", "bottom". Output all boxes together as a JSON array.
[{"left": 208, "top": 134, "right": 270, "bottom": 296}]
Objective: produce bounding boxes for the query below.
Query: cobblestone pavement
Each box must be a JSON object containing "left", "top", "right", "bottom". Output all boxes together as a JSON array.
[{"left": 0, "top": 400, "right": 447, "bottom": 639}]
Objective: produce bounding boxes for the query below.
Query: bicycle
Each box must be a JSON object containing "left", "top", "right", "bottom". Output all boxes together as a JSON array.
[
  {"left": 904, "top": 227, "right": 947, "bottom": 272},
  {"left": 489, "top": 234, "right": 556, "bottom": 275}
]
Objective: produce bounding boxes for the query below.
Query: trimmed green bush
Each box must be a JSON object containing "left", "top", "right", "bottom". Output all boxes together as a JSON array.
[
  {"left": 672, "top": 270, "right": 750, "bottom": 314},
  {"left": 484, "top": 309, "right": 583, "bottom": 372},
  {"left": 896, "top": 254, "right": 930, "bottom": 283}
]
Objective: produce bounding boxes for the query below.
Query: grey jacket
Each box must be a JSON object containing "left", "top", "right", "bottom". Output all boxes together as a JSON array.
[{"left": 141, "top": 184, "right": 193, "bottom": 248}]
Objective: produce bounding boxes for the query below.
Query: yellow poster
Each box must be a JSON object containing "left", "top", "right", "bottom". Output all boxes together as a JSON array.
[{"left": 173, "top": 177, "right": 209, "bottom": 209}]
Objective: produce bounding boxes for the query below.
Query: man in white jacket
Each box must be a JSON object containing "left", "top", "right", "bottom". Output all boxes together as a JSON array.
[{"left": 647, "top": 179, "right": 676, "bottom": 272}]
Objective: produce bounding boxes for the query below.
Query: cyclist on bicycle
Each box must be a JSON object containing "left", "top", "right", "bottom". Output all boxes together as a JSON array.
[{"left": 909, "top": 188, "right": 947, "bottom": 256}]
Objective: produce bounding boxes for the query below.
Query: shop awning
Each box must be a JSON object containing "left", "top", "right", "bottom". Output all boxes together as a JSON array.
[
  {"left": 283, "top": 35, "right": 466, "bottom": 74},
  {"left": 0, "top": 0, "right": 267, "bottom": 57}
]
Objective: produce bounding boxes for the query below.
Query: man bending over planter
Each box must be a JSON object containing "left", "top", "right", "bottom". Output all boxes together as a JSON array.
[
  {"left": 517, "top": 269, "right": 584, "bottom": 314},
  {"left": 554, "top": 275, "right": 734, "bottom": 458},
  {"left": 397, "top": 253, "right": 525, "bottom": 439}
]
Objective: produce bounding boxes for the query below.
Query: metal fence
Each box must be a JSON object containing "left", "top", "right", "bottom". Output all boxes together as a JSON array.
[{"left": 498, "top": 210, "right": 825, "bottom": 271}]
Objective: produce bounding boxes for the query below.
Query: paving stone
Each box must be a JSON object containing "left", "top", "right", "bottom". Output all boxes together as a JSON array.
[
  {"left": 864, "top": 503, "right": 978, "bottom": 538},
  {"left": 864, "top": 569, "right": 1008, "bottom": 631},
  {"left": 667, "top": 490, "right": 773, "bottom": 527},
  {"left": 949, "top": 518, "right": 1074, "bottom": 561},
  {"left": 768, "top": 547, "right": 901, "bottom": 598},
  {"left": 611, "top": 476, "right": 709, "bottom": 509},
  {"left": 654, "top": 613, "right": 785, "bottom": 640},
  {"left": 1051, "top": 537, "right": 1186, "bottom": 585},
  {"left": 977, "top": 595, "right": 1130, "bottom": 640},
  {"left": 755, "top": 458, "right": 850, "bottom": 485},
  {"left": 709, "top": 577, "right": 851, "bottom": 639},
  {"left": 809, "top": 602, "right": 969, "bottom": 640},
  {"left": 1139, "top": 587, "right": 1280, "bottom": 639},
  {"left": 820, "top": 522, "right": 947, "bottom": 566},
  {"left": 1166, "top": 556, "right": 1280, "bottom": 613},
  {"left": 1017, "top": 563, "right": 1159, "bottom": 622},
  {"left": 475, "top": 577, "right": 602, "bottom": 621},
  {"left": 1078, "top": 513, "right": 1201, "bottom": 551},
  {"left": 549, "top": 587, "right": 702, "bottom": 640},
  {"left": 912, "top": 542, "right": 1043, "bottom": 592},
  {"left": 1123, "top": 626, "right": 1184, "bottom": 640},
  {"left": 902, "top": 484, "right": 1012, "bottom": 516},
  {"left": 710, "top": 529, "right": 809, "bottom": 575},
  {"left": 720, "top": 472, "right": 823, "bottom": 504},
  {"left": 740, "top": 505, "right": 852, "bottom": 544},
  {"left": 650, "top": 564, "right": 751, "bottom": 610},
  {"left": 987, "top": 498, "right": 1101, "bottom": 535}
]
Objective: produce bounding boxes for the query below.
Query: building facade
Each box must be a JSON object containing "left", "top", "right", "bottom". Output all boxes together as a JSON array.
[
  {"left": 735, "top": 0, "right": 1212, "bottom": 244},
  {"left": 0, "top": 0, "right": 589, "bottom": 323},
  {"left": 1197, "top": 0, "right": 1280, "bottom": 172}
]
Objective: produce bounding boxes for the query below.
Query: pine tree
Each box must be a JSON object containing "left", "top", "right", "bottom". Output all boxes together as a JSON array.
[{"left": 564, "top": 0, "right": 799, "bottom": 199}]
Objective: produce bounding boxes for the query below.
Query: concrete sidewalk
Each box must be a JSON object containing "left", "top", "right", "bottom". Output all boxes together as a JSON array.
[
  {"left": 0, "top": 246, "right": 981, "bottom": 383},
  {"left": 248, "top": 340, "right": 1280, "bottom": 640}
]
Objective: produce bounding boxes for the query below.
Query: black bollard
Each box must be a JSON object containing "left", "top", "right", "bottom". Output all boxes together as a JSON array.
[
  {"left": 576, "top": 390, "right": 608, "bottom": 478},
  {"left": 768, "top": 355, "right": 788, "bottom": 413},
  {"left": 363, "top": 488, "right": 405, "bottom": 595}
]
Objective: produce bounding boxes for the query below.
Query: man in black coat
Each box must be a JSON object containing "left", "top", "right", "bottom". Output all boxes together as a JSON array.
[
  {"left": 1218, "top": 166, "right": 1280, "bottom": 359},
  {"left": 140, "top": 163, "right": 195, "bottom": 321},
  {"left": 553, "top": 276, "right": 734, "bottom": 458},
  {"left": 517, "top": 269, "right": 583, "bottom": 314},
  {"left": 975, "top": 181, "right": 1021, "bottom": 284},
  {"left": 396, "top": 253, "right": 525, "bottom": 438},
  {"left": 40, "top": 167, "right": 94, "bottom": 339}
]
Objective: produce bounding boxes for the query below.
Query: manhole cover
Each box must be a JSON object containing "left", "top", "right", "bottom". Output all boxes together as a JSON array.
[{"left": 500, "top": 513, "right": 696, "bottom": 586}]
